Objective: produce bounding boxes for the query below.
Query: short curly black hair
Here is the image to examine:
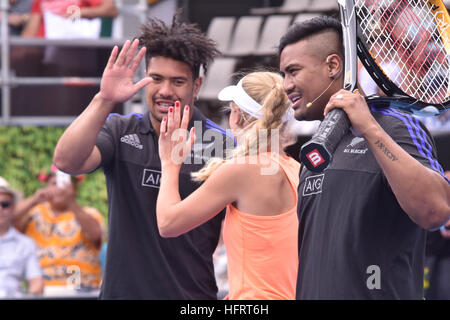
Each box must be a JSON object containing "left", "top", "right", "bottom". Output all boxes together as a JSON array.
[{"left": 139, "top": 10, "right": 221, "bottom": 79}]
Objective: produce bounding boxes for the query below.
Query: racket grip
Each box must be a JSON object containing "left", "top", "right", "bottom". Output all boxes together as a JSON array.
[{"left": 300, "top": 108, "right": 350, "bottom": 172}]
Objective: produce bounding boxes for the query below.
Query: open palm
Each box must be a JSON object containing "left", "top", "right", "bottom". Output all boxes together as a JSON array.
[
  {"left": 159, "top": 102, "right": 196, "bottom": 167},
  {"left": 100, "top": 39, "right": 152, "bottom": 103}
]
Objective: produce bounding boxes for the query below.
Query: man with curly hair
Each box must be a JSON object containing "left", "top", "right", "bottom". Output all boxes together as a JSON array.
[{"left": 53, "top": 12, "right": 230, "bottom": 299}]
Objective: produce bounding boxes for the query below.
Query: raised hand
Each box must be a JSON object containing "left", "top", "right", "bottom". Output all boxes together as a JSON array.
[
  {"left": 100, "top": 39, "right": 152, "bottom": 103},
  {"left": 159, "top": 101, "right": 196, "bottom": 168}
]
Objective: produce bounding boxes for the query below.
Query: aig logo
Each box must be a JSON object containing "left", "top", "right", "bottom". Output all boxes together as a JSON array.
[
  {"left": 303, "top": 174, "right": 324, "bottom": 196},
  {"left": 142, "top": 169, "right": 161, "bottom": 188}
]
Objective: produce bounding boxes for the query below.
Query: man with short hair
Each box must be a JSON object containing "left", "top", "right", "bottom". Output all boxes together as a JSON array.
[
  {"left": 0, "top": 177, "right": 43, "bottom": 297},
  {"left": 279, "top": 16, "right": 450, "bottom": 299},
  {"left": 54, "top": 13, "right": 230, "bottom": 299}
]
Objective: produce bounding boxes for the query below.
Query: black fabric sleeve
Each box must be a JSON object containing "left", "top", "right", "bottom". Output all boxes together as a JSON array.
[
  {"left": 388, "top": 112, "right": 448, "bottom": 182},
  {"left": 96, "top": 119, "right": 116, "bottom": 170}
]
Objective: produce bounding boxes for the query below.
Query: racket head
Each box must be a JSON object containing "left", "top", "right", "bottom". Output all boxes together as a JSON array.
[{"left": 355, "top": 0, "right": 450, "bottom": 115}]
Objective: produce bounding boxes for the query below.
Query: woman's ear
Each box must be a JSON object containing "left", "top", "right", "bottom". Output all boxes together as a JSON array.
[
  {"left": 234, "top": 108, "right": 242, "bottom": 125},
  {"left": 229, "top": 103, "right": 242, "bottom": 125}
]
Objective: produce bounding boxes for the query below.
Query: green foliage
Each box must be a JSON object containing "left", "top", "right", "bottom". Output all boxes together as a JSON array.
[{"left": 0, "top": 126, "right": 108, "bottom": 225}]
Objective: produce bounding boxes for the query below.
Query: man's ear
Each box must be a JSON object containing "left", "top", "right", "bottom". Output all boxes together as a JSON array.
[
  {"left": 326, "top": 54, "right": 343, "bottom": 79},
  {"left": 193, "top": 77, "right": 203, "bottom": 99}
]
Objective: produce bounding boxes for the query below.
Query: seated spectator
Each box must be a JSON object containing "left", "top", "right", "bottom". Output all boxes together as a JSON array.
[
  {"left": 0, "top": 0, "right": 33, "bottom": 35},
  {"left": 0, "top": 176, "right": 43, "bottom": 298},
  {"left": 13, "top": 165, "right": 105, "bottom": 292},
  {"left": 21, "top": 0, "right": 118, "bottom": 74},
  {"left": 21, "top": 0, "right": 118, "bottom": 39},
  {"left": 8, "top": 0, "right": 118, "bottom": 118}
]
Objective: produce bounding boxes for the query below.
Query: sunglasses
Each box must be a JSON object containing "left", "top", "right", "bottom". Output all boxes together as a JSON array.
[{"left": 0, "top": 201, "right": 12, "bottom": 209}]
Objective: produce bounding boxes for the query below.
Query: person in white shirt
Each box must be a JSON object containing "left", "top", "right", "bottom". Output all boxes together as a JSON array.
[{"left": 0, "top": 177, "right": 43, "bottom": 298}]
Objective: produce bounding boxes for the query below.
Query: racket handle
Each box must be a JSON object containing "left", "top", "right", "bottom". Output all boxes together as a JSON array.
[{"left": 300, "top": 108, "right": 350, "bottom": 172}]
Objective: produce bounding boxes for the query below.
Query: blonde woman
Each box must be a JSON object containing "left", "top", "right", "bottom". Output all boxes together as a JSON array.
[{"left": 157, "top": 71, "right": 300, "bottom": 300}]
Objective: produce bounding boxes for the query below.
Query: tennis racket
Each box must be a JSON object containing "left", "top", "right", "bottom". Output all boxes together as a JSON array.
[{"left": 300, "top": 0, "right": 450, "bottom": 172}]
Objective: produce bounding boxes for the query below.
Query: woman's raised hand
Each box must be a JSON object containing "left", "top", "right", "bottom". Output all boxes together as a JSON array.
[{"left": 159, "top": 101, "right": 196, "bottom": 168}]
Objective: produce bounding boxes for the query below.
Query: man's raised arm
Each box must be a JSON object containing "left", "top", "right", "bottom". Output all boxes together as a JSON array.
[{"left": 53, "top": 39, "right": 152, "bottom": 174}]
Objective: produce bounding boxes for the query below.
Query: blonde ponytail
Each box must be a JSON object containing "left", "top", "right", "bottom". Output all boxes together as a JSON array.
[
  {"left": 191, "top": 71, "right": 293, "bottom": 182},
  {"left": 191, "top": 157, "right": 226, "bottom": 182}
]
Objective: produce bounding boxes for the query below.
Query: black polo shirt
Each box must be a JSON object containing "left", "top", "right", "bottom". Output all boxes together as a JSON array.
[
  {"left": 96, "top": 108, "right": 233, "bottom": 299},
  {"left": 296, "top": 107, "right": 449, "bottom": 300}
]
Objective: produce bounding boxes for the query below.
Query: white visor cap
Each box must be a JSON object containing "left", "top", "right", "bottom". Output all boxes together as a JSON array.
[
  {"left": 218, "top": 78, "right": 294, "bottom": 122},
  {"left": 218, "top": 78, "right": 263, "bottom": 119}
]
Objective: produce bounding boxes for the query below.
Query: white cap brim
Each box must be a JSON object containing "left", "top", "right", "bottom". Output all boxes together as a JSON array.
[
  {"left": 218, "top": 79, "right": 264, "bottom": 118},
  {"left": 218, "top": 85, "right": 237, "bottom": 102},
  {"left": 218, "top": 77, "right": 294, "bottom": 123}
]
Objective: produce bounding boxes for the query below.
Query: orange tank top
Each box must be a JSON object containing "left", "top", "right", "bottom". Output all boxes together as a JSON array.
[{"left": 223, "top": 153, "right": 300, "bottom": 300}]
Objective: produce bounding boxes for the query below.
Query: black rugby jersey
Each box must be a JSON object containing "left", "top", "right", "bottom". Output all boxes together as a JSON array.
[
  {"left": 296, "top": 107, "right": 448, "bottom": 300},
  {"left": 96, "top": 108, "right": 233, "bottom": 299}
]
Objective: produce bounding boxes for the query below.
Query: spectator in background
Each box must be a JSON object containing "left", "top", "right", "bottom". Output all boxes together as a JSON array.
[
  {"left": 21, "top": 0, "right": 118, "bottom": 74},
  {"left": 0, "top": 0, "right": 33, "bottom": 35},
  {"left": 8, "top": 0, "right": 118, "bottom": 118},
  {"left": 13, "top": 165, "right": 105, "bottom": 293},
  {"left": 0, "top": 176, "right": 43, "bottom": 298},
  {"left": 21, "top": 0, "right": 118, "bottom": 39}
]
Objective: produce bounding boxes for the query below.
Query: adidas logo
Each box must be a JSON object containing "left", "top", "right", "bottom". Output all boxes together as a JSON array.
[{"left": 120, "top": 134, "right": 143, "bottom": 149}]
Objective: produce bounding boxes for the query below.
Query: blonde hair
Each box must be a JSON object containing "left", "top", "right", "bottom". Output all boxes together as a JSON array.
[{"left": 191, "top": 71, "right": 293, "bottom": 181}]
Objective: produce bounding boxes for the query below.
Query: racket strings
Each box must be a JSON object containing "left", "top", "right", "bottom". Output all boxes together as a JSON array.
[
  {"left": 375, "top": 0, "right": 447, "bottom": 102},
  {"left": 356, "top": 0, "right": 450, "bottom": 104}
]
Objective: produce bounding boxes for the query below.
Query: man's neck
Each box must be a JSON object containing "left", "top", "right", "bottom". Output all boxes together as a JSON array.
[{"left": 150, "top": 115, "right": 161, "bottom": 136}]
